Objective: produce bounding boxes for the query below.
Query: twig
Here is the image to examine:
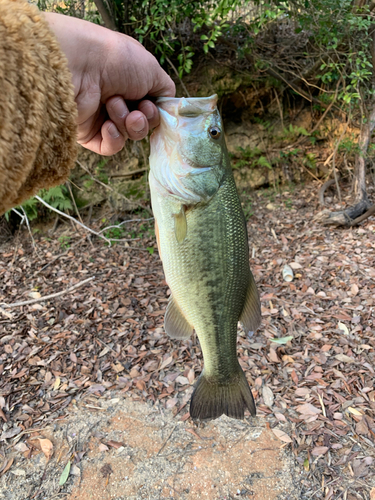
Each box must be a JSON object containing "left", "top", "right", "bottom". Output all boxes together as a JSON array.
[
  {"left": 109, "top": 167, "right": 148, "bottom": 178},
  {"left": 166, "top": 56, "right": 191, "bottom": 98},
  {"left": 67, "top": 182, "right": 94, "bottom": 248},
  {"left": 331, "top": 119, "right": 349, "bottom": 205},
  {"left": 274, "top": 89, "right": 284, "bottom": 129},
  {"left": 76, "top": 160, "right": 152, "bottom": 215},
  {"left": 98, "top": 217, "right": 154, "bottom": 234},
  {"left": 35, "top": 196, "right": 111, "bottom": 245},
  {"left": 318, "top": 179, "right": 336, "bottom": 206},
  {"left": 349, "top": 204, "right": 375, "bottom": 226},
  {"left": 0, "top": 307, "right": 13, "bottom": 319},
  {"left": 156, "top": 425, "right": 177, "bottom": 455},
  {"left": 1, "top": 276, "right": 95, "bottom": 309},
  {"left": 11, "top": 207, "right": 38, "bottom": 254}
]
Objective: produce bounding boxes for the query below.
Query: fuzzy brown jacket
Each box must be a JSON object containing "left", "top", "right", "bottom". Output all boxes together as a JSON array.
[{"left": 0, "top": 0, "right": 77, "bottom": 215}]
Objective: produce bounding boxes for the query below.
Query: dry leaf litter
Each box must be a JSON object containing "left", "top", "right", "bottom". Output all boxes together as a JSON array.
[{"left": 0, "top": 182, "right": 374, "bottom": 499}]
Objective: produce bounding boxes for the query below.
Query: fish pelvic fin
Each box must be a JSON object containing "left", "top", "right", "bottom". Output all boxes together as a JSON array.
[
  {"left": 240, "top": 273, "right": 261, "bottom": 335},
  {"left": 173, "top": 205, "right": 187, "bottom": 243},
  {"left": 164, "top": 296, "right": 193, "bottom": 339},
  {"left": 189, "top": 365, "right": 256, "bottom": 420}
]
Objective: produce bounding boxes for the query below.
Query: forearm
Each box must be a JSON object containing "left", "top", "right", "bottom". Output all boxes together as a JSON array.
[{"left": 0, "top": 0, "right": 77, "bottom": 215}]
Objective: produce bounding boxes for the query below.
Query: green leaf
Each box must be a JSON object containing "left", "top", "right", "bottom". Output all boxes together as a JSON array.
[
  {"left": 270, "top": 336, "right": 293, "bottom": 345},
  {"left": 59, "top": 461, "right": 71, "bottom": 486},
  {"left": 200, "top": 34, "right": 208, "bottom": 40}
]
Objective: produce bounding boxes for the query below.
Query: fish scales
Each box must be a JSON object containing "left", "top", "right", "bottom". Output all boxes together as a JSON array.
[{"left": 149, "top": 94, "right": 261, "bottom": 420}]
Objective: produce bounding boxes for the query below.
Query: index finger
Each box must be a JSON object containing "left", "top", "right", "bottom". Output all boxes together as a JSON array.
[{"left": 148, "top": 68, "right": 176, "bottom": 98}]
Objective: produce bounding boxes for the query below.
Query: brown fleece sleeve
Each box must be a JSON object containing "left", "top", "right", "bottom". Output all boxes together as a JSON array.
[{"left": 0, "top": 0, "right": 78, "bottom": 215}]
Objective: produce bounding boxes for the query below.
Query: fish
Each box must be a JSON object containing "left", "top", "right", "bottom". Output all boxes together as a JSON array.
[{"left": 149, "top": 94, "right": 261, "bottom": 420}]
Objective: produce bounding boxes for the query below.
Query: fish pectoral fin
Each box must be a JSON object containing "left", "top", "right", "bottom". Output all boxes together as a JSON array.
[
  {"left": 164, "top": 296, "right": 193, "bottom": 339},
  {"left": 173, "top": 205, "right": 187, "bottom": 243},
  {"left": 240, "top": 273, "right": 261, "bottom": 335}
]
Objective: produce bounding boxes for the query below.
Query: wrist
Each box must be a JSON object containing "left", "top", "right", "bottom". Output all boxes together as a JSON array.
[{"left": 43, "top": 12, "right": 109, "bottom": 98}]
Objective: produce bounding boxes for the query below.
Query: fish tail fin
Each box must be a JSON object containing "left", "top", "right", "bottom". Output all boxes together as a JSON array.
[{"left": 189, "top": 366, "right": 256, "bottom": 420}]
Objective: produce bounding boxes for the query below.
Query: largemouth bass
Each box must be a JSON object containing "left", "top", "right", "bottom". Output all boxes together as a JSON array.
[{"left": 149, "top": 94, "right": 261, "bottom": 420}]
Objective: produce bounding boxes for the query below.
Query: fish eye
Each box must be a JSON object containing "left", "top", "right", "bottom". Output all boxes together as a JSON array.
[{"left": 209, "top": 127, "right": 221, "bottom": 140}]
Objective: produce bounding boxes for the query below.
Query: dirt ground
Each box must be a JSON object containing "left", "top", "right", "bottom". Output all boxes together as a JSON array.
[
  {"left": 0, "top": 396, "right": 301, "bottom": 500},
  {"left": 1, "top": 182, "right": 375, "bottom": 499}
]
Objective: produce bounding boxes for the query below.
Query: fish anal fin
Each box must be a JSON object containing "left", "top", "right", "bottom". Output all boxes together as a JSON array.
[
  {"left": 240, "top": 273, "right": 261, "bottom": 335},
  {"left": 164, "top": 296, "right": 193, "bottom": 339},
  {"left": 189, "top": 365, "right": 256, "bottom": 420},
  {"left": 173, "top": 205, "right": 187, "bottom": 243}
]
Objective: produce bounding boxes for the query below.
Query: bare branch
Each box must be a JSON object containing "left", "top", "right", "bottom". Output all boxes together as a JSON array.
[
  {"left": 1, "top": 277, "right": 95, "bottom": 309},
  {"left": 35, "top": 195, "right": 112, "bottom": 246}
]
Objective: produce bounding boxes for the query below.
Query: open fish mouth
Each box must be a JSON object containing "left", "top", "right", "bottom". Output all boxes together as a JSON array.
[{"left": 155, "top": 94, "right": 218, "bottom": 117}]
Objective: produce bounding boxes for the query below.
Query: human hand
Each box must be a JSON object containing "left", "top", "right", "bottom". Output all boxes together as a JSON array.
[{"left": 45, "top": 13, "right": 175, "bottom": 155}]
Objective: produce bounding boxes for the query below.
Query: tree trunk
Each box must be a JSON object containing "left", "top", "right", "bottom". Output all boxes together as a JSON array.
[{"left": 93, "top": 0, "right": 117, "bottom": 31}]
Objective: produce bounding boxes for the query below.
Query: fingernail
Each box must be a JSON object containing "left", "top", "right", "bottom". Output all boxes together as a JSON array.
[
  {"left": 144, "top": 107, "right": 154, "bottom": 120},
  {"left": 108, "top": 123, "right": 120, "bottom": 139},
  {"left": 131, "top": 116, "right": 146, "bottom": 133},
  {"left": 112, "top": 98, "right": 127, "bottom": 118}
]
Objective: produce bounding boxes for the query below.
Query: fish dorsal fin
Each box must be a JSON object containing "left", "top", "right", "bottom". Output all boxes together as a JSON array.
[
  {"left": 173, "top": 205, "right": 187, "bottom": 243},
  {"left": 240, "top": 273, "right": 261, "bottom": 335},
  {"left": 164, "top": 296, "right": 193, "bottom": 339}
]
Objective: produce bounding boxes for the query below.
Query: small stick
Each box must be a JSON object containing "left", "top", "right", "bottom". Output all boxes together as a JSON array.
[
  {"left": 157, "top": 425, "right": 177, "bottom": 455},
  {"left": 67, "top": 182, "right": 94, "bottom": 248},
  {"left": 109, "top": 167, "right": 148, "bottom": 178},
  {"left": 35, "top": 196, "right": 112, "bottom": 245},
  {"left": 1, "top": 276, "right": 95, "bottom": 309}
]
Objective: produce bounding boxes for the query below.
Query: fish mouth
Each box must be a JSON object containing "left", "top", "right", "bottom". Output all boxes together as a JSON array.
[{"left": 156, "top": 94, "right": 218, "bottom": 117}]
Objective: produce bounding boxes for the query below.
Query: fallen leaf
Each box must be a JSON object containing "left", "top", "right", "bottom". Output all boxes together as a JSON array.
[
  {"left": 0, "top": 458, "right": 14, "bottom": 475},
  {"left": 175, "top": 376, "right": 189, "bottom": 386},
  {"left": 274, "top": 413, "right": 287, "bottom": 422},
  {"left": 53, "top": 377, "right": 61, "bottom": 391},
  {"left": 335, "top": 354, "right": 355, "bottom": 363},
  {"left": 166, "top": 397, "right": 178, "bottom": 409},
  {"left": 0, "top": 427, "right": 22, "bottom": 441},
  {"left": 59, "top": 461, "right": 71, "bottom": 486},
  {"left": 70, "top": 464, "right": 81, "bottom": 476},
  {"left": 187, "top": 368, "right": 195, "bottom": 384},
  {"left": 160, "top": 355, "right": 174, "bottom": 370},
  {"left": 271, "top": 428, "right": 292, "bottom": 443},
  {"left": 37, "top": 438, "right": 53, "bottom": 460},
  {"left": 296, "top": 403, "right": 321, "bottom": 416},
  {"left": 356, "top": 419, "right": 369, "bottom": 435},
  {"left": 28, "top": 291, "right": 41, "bottom": 299},
  {"left": 270, "top": 336, "right": 293, "bottom": 345},
  {"left": 337, "top": 322, "right": 349, "bottom": 335},
  {"left": 289, "top": 262, "right": 302, "bottom": 269},
  {"left": 14, "top": 442, "right": 29, "bottom": 453},
  {"left": 10, "top": 468, "right": 26, "bottom": 476},
  {"left": 268, "top": 348, "right": 280, "bottom": 363},
  {"left": 311, "top": 446, "right": 329, "bottom": 456},
  {"left": 106, "top": 440, "right": 125, "bottom": 449},
  {"left": 262, "top": 386, "right": 274, "bottom": 407}
]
